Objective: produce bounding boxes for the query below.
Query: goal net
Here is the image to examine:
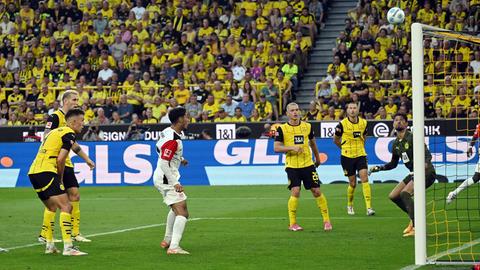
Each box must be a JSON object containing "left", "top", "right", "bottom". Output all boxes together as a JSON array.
[{"left": 412, "top": 23, "right": 480, "bottom": 266}]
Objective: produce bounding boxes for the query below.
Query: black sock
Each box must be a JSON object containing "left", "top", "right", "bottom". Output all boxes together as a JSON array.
[
  {"left": 391, "top": 196, "right": 408, "bottom": 214},
  {"left": 400, "top": 191, "right": 415, "bottom": 226}
]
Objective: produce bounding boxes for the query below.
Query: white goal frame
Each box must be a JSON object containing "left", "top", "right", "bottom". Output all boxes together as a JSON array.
[{"left": 411, "top": 22, "right": 480, "bottom": 266}]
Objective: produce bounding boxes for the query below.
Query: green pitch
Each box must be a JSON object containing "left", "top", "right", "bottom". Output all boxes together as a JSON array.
[{"left": 0, "top": 184, "right": 476, "bottom": 269}]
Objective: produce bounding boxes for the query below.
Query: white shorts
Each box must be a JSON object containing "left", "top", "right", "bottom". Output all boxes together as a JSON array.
[
  {"left": 156, "top": 185, "right": 187, "bottom": 206},
  {"left": 476, "top": 162, "right": 480, "bottom": 173}
]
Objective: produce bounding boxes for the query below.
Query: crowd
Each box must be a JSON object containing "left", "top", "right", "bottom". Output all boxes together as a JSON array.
[
  {"left": 306, "top": 0, "right": 480, "bottom": 122},
  {"left": 0, "top": 0, "right": 329, "bottom": 127}
]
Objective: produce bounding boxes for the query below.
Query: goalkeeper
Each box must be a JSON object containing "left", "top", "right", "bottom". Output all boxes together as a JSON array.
[{"left": 369, "top": 113, "right": 436, "bottom": 237}]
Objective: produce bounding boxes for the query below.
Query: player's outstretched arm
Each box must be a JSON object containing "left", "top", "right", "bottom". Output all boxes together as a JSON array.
[
  {"left": 71, "top": 142, "right": 95, "bottom": 170},
  {"left": 370, "top": 153, "right": 400, "bottom": 174}
]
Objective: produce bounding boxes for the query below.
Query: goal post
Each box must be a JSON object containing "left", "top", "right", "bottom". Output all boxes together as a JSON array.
[{"left": 411, "top": 22, "right": 427, "bottom": 266}]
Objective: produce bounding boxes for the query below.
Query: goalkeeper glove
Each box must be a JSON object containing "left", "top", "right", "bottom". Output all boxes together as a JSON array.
[{"left": 369, "top": 166, "right": 382, "bottom": 175}]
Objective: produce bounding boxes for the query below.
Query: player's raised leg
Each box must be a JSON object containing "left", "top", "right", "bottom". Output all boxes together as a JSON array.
[{"left": 447, "top": 172, "right": 480, "bottom": 204}]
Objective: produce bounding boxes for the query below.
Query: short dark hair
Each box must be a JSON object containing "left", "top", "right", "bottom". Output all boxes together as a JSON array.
[
  {"left": 66, "top": 108, "right": 85, "bottom": 120},
  {"left": 394, "top": 113, "right": 408, "bottom": 122},
  {"left": 168, "top": 107, "right": 186, "bottom": 124}
]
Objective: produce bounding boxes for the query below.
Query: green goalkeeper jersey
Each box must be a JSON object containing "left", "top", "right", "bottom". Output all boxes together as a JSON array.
[{"left": 383, "top": 130, "right": 434, "bottom": 172}]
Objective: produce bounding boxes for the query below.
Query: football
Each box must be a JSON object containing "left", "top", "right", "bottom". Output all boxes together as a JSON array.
[{"left": 387, "top": 7, "right": 405, "bottom": 25}]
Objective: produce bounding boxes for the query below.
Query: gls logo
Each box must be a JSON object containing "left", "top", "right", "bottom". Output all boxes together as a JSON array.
[{"left": 373, "top": 123, "right": 390, "bottom": 137}]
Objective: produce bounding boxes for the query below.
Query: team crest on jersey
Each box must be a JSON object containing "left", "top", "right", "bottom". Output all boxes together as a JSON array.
[
  {"left": 60, "top": 184, "right": 65, "bottom": 191},
  {"left": 405, "top": 142, "right": 409, "bottom": 149},
  {"left": 294, "top": 135, "right": 304, "bottom": 144}
]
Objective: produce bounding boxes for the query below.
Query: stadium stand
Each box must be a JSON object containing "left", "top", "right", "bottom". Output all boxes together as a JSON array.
[
  {"left": 310, "top": 0, "right": 480, "bottom": 121},
  {"left": 0, "top": 0, "right": 331, "bottom": 126}
]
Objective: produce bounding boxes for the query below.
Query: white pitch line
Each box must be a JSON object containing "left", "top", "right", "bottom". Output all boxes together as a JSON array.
[
  {"left": 81, "top": 197, "right": 346, "bottom": 201},
  {"left": 4, "top": 218, "right": 201, "bottom": 251},
  {"left": 3, "top": 216, "right": 403, "bottom": 252},
  {"left": 400, "top": 237, "right": 480, "bottom": 270}
]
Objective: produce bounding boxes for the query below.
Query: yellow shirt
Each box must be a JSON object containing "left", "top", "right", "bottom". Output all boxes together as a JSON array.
[
  {"left": 335, "top": 117, "right": 367, "bottom": 158},
  {"left": 28, "top": 126, "right": 76, "bottom": 174},
  {"left": 144, "top": 118, "right": 158, "bottom": 124},
  {"left": 435, "top": 100, "right": 451, "bottom": 117},
  {"left": 174, "top": 88, "right": 191, "bottom": 105},
  {"left": 202, "top": 102, "right": 220, "bottom": 117},
  {"left": 275, "top": 121, "right": 314, "bottom": 168}
]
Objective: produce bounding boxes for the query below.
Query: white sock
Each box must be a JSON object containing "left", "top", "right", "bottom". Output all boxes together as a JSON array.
[
  {"left": 169, "top": 216, "right": 187, "bottom": 249},
  {"left": 453, "top": 177, "right": 475, "bottom": 195},
  {"left": 164, "top": 209, "right": 176, "bottom": 242}
]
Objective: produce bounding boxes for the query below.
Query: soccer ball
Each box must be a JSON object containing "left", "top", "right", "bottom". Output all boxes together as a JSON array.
[{"left": 387, "top": 7, "right": 405, "bottom": 25}]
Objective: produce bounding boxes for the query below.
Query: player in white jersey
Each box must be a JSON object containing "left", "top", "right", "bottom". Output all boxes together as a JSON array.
[{"left": 153, "top": 107, "right": 190, "bottom": 255}]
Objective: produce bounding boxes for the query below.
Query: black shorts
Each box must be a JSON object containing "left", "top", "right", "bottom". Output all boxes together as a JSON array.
[
  {"left": 63, "top": 166, "right": 79, "bottom": 189},
  {"left": 285, "top": 165, "right": 320, "bottom": 190},
  {"left": 402, "top": 168, "right": 436, "bottom": 189},
  {"left": 341, "top": 156, "right": 368, "bottom": 177},
  {"left": 29, "top": 172, "right": 66, "bottom": 201}
]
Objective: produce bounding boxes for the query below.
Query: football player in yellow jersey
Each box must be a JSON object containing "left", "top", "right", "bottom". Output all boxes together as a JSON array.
[
  {"left": 28, "top": 108, "right": 88, "bottom": 256},
  {"left": 334, "top": 102, "right": 375, "bottom": 216},
  {"left": 274, "top": 103, "right": 332, "bottom": 232},
  {"left": 38, "top": 90, "right": 95, "bottom": 244}
]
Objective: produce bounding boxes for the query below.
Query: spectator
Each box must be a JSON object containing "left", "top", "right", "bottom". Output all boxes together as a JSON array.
[
  {"left": 221, "top": 95, "right": 238, "bottom": 117},
  {"left": 7, "top": 85, "right": 24, "bottom": 109},
  {"left": 185, "top": 95, "right": 203, "bottom": 121},
  {"left": 143, "top": 108, "right": 158, "bottom": 124},
  {"left": 131, "top": 0, "right": 146, "bottom": 20},
  {"left": 237, "top": 93, "right": 254, "bottom": 119},
  {"left": 83, "top": 126, "right": 104, "bottom": 141},
  {"left": 260, "top": 78, "right": 279, "bottom": 120},
  {"left": 303, "top": 100, "right": 320, "bottom": 121},
  {"left": 231, "top": 107, "right": 247, "bottom": 122},
  {"left": 203, "top": 94, "right": 220, "bottom": 119},
  {"left": 255, "top": 93, "right": 273, "bottom": 121},
  {"left": 214, "top": 108, "right": 231, "bottom": 122},
  {"left": 117, "top": 94, "right": 133, "bottom": 123},
  {"left": 111, "top": 111, "right": 124, "bottom": 124},
  {"left": 362, "top": 92, "right": 381, "bottom": 119},
  {"left": 374, "top": 106, "right": 390, "bottom": 120}
]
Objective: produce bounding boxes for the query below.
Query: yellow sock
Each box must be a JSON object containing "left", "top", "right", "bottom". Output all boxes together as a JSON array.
[
  {"left": 43, "top": 209, "right": 56, "bottom": 242},
  {"left": 347, "top": 185, "right": 355, "bottom": 207},
  {"left": 60, "top": 212, "right": 72, "bottom": 245},
  {"left": 362, "top": 182, "right": 372, "bottom": 209},
  {"left": 40, "top": 208, "right": 51, "bottom": 238},
  {"left": 287, "top": 196, "right": 299, "bottom": 226},
  {"left": 315, "top": 194, "right": 330, "bottom": 223},
  {"left": 71, "top": 201, "right": 80, "bottom": 236}
]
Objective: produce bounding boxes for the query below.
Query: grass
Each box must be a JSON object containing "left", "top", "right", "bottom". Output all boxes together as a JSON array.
[{"left": 0, "top": 184, "right": 478, "bottom": 270}]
